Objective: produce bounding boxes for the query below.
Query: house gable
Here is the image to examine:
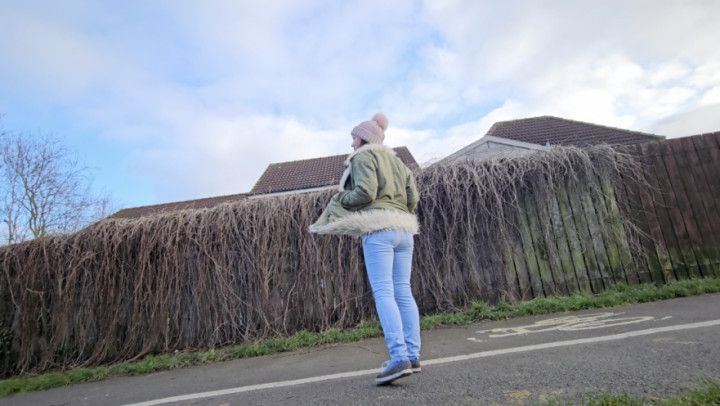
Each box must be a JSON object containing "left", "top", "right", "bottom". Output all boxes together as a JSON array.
[
  {"left": 487, "top": 116, "right": 664, "bottom": 146},
  {"left": 436, "top": 116, "right": 665, "bottom": 165},
  {"left": 438, "top": 136, "right": 548, "bottom": 164}
]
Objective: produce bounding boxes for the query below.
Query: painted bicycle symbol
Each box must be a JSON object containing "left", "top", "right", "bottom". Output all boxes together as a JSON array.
[{"left": 468, "top": 312, "right": 658, "bottom": 341}]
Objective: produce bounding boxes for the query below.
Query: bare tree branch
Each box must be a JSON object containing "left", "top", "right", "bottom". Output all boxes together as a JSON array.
[{"left": 0, "top": 126, "right": 114, "bottom": 244}]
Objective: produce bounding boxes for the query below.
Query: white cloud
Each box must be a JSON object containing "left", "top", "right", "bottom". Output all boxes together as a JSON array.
[
  {"left": 0, "top": 8, "right": 119, "bottom": 98},
  {"left": 649, "top": 103, "right": 720, "bottom": 137},
  {"left": 129, "top": 114, "right": 350, "bottom": 200},
  {"left": 164, "top": 0, "right": 426, "bottom": 122},
  {"left": 649, "top": 63, "right": 690, "bottom": 86},
  {"left": 390, "top": 100, "right": 527, "bottom": 166},
  {"left": 700, "top": 87, "right": 720, "bottom": 106},
  {"left": 400, "top": 1, "right": 720, "bottom": 133},
  {"left": 2, "top": 0, "right": 720, "bottom": 206}
]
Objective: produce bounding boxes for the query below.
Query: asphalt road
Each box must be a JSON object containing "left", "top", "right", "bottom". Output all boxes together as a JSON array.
[{"left": 4, "top": 293, "right": 720, "bottom": 405}]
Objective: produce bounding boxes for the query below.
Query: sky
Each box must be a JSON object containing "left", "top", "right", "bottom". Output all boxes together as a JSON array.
[{"left": 1, "top": 0, "right": 719, "bottom": 211}]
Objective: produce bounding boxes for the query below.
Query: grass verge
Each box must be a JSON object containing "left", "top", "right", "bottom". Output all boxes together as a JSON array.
[
  {"left": 546, "top": 378, "right": 720, "bottom": 405},
  {"left": 2, "top": 277, "right": 720, "bottom": 397}
]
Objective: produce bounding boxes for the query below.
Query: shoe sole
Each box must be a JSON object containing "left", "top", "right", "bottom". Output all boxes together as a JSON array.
[
  {"left": 411, "top": 367, "right": 421, "bottom": 373},
  {"left": 375, "top": 368, "right": 413, "bottom": 385}
]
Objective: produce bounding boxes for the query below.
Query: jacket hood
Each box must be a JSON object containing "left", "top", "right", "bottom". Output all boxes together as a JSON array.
[
  {"left": 343, "top": 143, "right": 397, "bottom": 166},
  {"left": 338, "top": 144, "right": 398, "bottom": 192}
]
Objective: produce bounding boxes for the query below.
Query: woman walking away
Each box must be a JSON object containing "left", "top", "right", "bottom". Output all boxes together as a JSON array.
[{"left": 309, "top": 113, "right": 421, "bottom": 385}]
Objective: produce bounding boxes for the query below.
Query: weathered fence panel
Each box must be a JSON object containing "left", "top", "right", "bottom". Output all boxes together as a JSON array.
[
  {"left": 497, "top": 133, "right": 720, "bottom": 295},
  {"left": 633, "top": 132, "right": 720, "bottom": 281}
]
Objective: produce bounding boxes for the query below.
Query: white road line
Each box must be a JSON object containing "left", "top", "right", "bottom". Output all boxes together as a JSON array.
[{"left": 125, "top": 319, "right": 720, "bottom": 406}]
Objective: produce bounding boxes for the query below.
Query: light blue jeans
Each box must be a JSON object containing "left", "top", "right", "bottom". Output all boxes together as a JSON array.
[{"left": 361, "top": 230, "right": 421, "bottom": 363}]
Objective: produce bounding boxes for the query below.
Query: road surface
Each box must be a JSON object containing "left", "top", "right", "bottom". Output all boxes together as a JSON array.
[{"left": 4, "top": 293, "right": 720, "bottom": 405}]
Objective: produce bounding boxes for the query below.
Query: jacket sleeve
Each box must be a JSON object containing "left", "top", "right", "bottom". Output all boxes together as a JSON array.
[
  {"left": 339, "top": 155, "right": 377, "bottom": 209},
  {"left": 406, "top": 170, "right": 419, "bottom": 214}
]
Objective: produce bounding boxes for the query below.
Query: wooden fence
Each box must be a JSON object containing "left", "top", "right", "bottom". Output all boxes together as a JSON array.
[{"left": 500, "top": 132, "right": 720, "bottom": 300}]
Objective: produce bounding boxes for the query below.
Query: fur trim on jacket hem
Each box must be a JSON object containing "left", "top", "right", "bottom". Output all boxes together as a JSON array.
[{"left": 308, "top": 209, "right": 419, "bottom": 237}]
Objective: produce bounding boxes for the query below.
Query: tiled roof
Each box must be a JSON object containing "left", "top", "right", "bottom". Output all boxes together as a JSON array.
[
  {"left": 250, "top": 146, "right": 419, "bottom": 195},
  {"left": 486, "top": 116, "right": 664, "bottom": 146},
  {"left": 109, "top": 193, "right": 249, "bottom": 219}
]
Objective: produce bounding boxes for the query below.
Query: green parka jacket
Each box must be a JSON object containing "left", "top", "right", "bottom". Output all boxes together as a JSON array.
[{"left": 308, "top": 143, "right": 419, "bottom": 237}]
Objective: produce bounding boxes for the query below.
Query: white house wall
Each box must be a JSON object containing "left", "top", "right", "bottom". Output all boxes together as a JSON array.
[{"left": 442, "top": 142, "right": 538, "bottom": 163}]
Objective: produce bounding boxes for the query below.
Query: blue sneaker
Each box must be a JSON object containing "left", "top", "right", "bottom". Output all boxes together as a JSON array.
[
  {"left": 375, "top": 360, "right": 412, "bottom": 385},
  {"left": 409, "top": 357, "right": 421, "bottom": 373}
]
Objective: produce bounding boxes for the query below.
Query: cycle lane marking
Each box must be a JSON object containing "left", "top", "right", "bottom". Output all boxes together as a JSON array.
[
  {"left": 125, "top": 319, "right": 720, "bottom": 406},
  {"left": 470, "top": 312, "right": 657, "bottom": 339}
]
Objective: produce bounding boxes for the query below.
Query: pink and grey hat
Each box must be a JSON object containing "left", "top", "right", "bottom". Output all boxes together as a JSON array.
[{"left": 351, "top": 113, "right": 388, "bottom": 144}]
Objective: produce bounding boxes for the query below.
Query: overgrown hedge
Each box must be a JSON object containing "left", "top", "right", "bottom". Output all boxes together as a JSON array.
[{"left": 0, "top": 145, "right": 645, "bottom": 376}]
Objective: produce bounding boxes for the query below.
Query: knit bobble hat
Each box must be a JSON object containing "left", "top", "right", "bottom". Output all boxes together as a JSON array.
[{"left": 351, "top": 113, "right": 388, "bottom": 144}]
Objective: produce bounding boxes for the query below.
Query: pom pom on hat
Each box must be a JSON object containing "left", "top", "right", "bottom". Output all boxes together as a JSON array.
[
  {"left": 351, "top": 112, "right": 388, "bottom": 145},
  {"left": 372, "top": 113, "right": 388, "bottom": 131}
]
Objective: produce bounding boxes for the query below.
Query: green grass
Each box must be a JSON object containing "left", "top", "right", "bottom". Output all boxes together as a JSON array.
[
  {"left": 545, "top": 378, "right": 720, "bottom": 405},
  {"left": 2, "top": 277, "right": 720, "bottom": 397}
]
